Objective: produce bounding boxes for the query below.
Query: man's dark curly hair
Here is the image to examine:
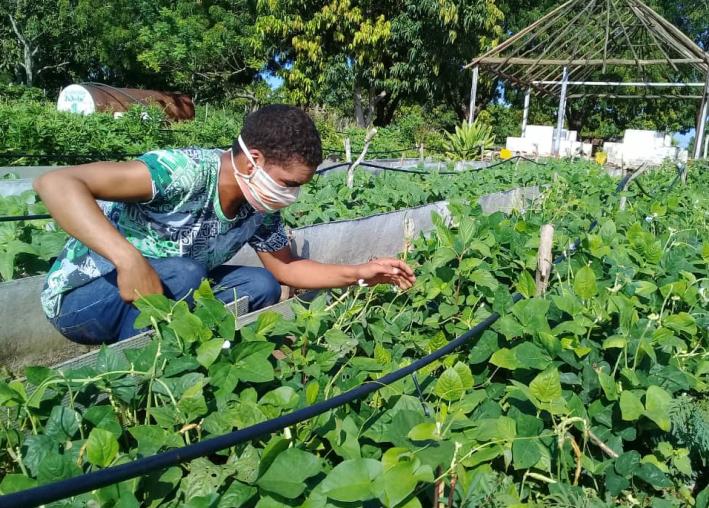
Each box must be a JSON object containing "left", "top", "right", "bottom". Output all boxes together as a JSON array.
[{"left": 234, "top": 104, "right": 323, "bottom": 169}]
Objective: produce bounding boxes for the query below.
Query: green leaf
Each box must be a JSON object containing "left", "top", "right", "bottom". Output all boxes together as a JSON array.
[
  {"left": 493, "top": 316, "right": 525, "bottom": 340},
  {"left": 452, "top": 361, "right": 474, "bottom": 389},
  {"left": 603, "top": 335, "right": 627, "bottom": 349},
  {"left": 597, "top": 371, "right": 618, "bottom": 401},
  {"left": 512, "top": 342, "right": 551, "bottom": 370},
  {"left": 529, "top": 367, "right": 562, "bottom": 403},
  {"left": 170, "top": 306, "right": 211, "bottom": 343},
  {"left": 663, "top": 312, "right": 697, "bottom": 336},
  {"left": 86, "top": 428, "right": 119, "bottom": 468},
  {"left": 633, "top": 281, "right": 657, "bottom": 297},
  {"left": 374, "top": 460, "right": 420, "bottom": 507},
  {"left": 634, "top": 463, "right": 672, "bottom": 489},
  {"left": 605, "top": 469, "right": 630, "bottom": 496},
  {"left": 134, "top": 294, "right": 172, "bottom": 328},
  {"left": 511, "top": 298, "right": 550, "bottom": 333},
  {"left": 196, "top": 339, "right": 224, "bottom": 368},
  {"left": 305, "top": 381, "right": 319, "bottom": 405},
  {"left": 84, "top": 404, "right": 123, "bottom": 438},
  {"left": 256, "top": 448, "right": 321, "bottom": 499},
  {"left": 490, "top": 348, "right": 520, "bottom": 370},
  {"left": 469, "top": 269, "right": 498, "bottom": 290},
  {"left": 129, "top": 425, "right": 182, "bottom": 456},
  {"left": 0, "top": 474, "right": 38, "bottom": 495},
  {"left": 512, "top": 438, "right": 541, "bottom": 470},
  {"left": 573, "top": 265, "right": 597, "bottom": 299},
  {"left": 615, "top": 451, "right": 641, "bottom": 476},
  {"left": 232, "top": 341, "right": 275, "bottom": 383},
  {"left": 95, "top": 346, "right": 130, "bottom": 373},
  {"left": 619, "top": 391, "right": 644, "bottom": 421},
  {"left": 259, "top": 386, "right": 299, "bottom": 409},
  {"left": 644, "top": 385, "right": 672, "bottom": 431},
  {"left": 321, "top": 458, "right": 382, "bottom": 502},
  {"left": 44, "top": 405, "right": 81, "bottom": 442},
  {"left": 515, "top": 270, "right": 536, "bottom": 299},
  {"left": 434, "top": 367, "right": 465, "bottom": 401},
  {"left": 407, "top": 422, "right": 440, "bottom": 441},
  {"left": 219, "top": 482, "right": 257, "bottom": 508}
]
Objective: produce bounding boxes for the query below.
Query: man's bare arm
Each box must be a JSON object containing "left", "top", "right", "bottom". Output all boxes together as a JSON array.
[{"left": 33, "top": 161, "right": 163, "bottom": 301}]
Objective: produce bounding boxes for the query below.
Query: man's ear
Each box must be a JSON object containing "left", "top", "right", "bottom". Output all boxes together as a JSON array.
[{"left": 250, "top": 149, "right": 266, "bottom": 168}]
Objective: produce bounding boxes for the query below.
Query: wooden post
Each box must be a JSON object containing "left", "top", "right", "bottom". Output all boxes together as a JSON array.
[
  {"left": 521, "top": 88, "right": 531, "bottom": 137},
  {"left": 553, "top": 67, "right": 569, "bottom": 157},
  {"left": 535, "top": 224, "right": 554, "bottom": 296},
  {"left": 346, "top": 128, "right": 377, "bottom": 189},
  {"left": 419, "top": 143, "right": 425, "bottom": 161},
  {"left": 703, "top": 130, "right": 708, "bottom": 159},
  {"left": 693, "top": 72, "right": 709, "bottom": 160},
  {"left": 344, "top": 137, "right": 352, "bottom": 163},
  {"left": 468, "top": 66, "right": 479, "bottom": 124}
]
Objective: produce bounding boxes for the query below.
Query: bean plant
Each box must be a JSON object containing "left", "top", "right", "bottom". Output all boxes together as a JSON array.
[{"left": 0, "top": 164, "right": 706, "bottom": 507}]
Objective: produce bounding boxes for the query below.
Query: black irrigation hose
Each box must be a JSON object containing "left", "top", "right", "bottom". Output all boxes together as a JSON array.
[
  {"left": 316, "top": 156, "right": 545, "bottom": 176},
  {"left": 0, "top": 294, "right": 521, "bottom": 508},
  {"left": 0, "top": 214, "right": 51, "bottom": 223},
  {"left": 323, "top": 146, "right": 418, "bottom": 155}
]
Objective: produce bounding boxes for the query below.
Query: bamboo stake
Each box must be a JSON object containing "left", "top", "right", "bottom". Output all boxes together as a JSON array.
[
  {"left": 500, "top": 1, "right": 597, "bottom": 78},
  {"left": 608, "top": 0, "right": 641, "bottom": 68},
  {"left": 602, "top": 0, "right": 611, "bottom": 72},
  {"left": 628, "top": 1, "right": 678, "bottom": 71},
  {"left": 536, "top": 224, "right": 555, "bottom": 296},
  {"left": 524, "top": 0, "right": 598, "bottom": 76}
]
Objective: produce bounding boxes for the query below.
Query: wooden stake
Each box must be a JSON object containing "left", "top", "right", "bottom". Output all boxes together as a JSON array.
[
  {"left": 344, "top": 137, "right": 352, "bottom": 163},
  {"left": 536, "top": 224, "right": 555, "bottom": 296},
  {"left": 346, "top": 128, "right": 377, "bottom": 188}
]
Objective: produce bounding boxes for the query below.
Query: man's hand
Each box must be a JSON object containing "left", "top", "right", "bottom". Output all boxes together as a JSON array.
[
  {"left": 355, "top": 258, "right": 416, "bottom": 290},
  {"left": 115, "top": 253, "right": 163, "bottom": 302}
]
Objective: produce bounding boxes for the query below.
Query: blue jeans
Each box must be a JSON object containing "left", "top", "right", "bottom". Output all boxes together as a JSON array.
[{"left": 49, "top": 258, "right": 282, "bottom": 345}]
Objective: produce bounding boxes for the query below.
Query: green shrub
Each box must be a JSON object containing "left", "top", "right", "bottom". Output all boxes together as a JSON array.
[{"left": 443, "top": 119, "right": 495, "bottom": 160}]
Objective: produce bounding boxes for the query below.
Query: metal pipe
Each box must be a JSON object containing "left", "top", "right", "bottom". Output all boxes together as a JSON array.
[
  {"left": 522, "top": 88, "right": 531, "bottom": 136},
  {"left": 532, "top": 80, "right": 705, "bottom": 87},
  {"left": 468, "top": 66, "right": 479, "bottom": 124},
  {"left": 553, "top": 67, "right": 569, "bottom": 156},
  {"left": 694, "top": 73, "right": 709, "bottom": 160}
]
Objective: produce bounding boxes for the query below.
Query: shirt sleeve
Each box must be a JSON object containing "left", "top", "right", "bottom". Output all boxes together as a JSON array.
[
  {"left": 248, "top": 213, "right": 290, "bottom": 252},
  {"left": 136, "top": 150, "right": 196, "bottom": 206}
]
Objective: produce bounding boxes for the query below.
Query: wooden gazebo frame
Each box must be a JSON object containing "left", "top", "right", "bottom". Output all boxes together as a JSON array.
[{"left": 464, "top": 0, "right": 709, "bottom": 158}]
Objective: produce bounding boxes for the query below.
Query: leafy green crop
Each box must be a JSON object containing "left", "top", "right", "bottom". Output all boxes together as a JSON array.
[
  {"left": 1, "top": 157, "right": 597, "bottom": 281},
  {"left": 0, "top": 164, "right": 706, "bottom": 506},
  {"left": 0, "top": 191, "right": 67, "bottom": 281}
]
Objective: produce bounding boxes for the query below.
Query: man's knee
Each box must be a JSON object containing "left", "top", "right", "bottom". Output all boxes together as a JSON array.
[
  {"left": 248, "top": 268, "right": 282, "bottom": 309},
  {"left": 150, "top": 257, "right": 207, "bottom": 300}
]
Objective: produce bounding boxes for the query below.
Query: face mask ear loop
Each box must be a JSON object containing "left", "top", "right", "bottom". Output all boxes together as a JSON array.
[{"left": 230, "top": 147, "right": 254, "bottom": 182}]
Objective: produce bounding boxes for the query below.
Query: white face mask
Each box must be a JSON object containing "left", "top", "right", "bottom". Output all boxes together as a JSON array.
[{"left": 230, "top": 136, "right": 300, "bottom": 212}]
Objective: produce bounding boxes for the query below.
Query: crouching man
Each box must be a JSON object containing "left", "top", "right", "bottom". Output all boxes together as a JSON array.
[{"left": 36, "top": 104, "right": 415, "bottom": 344}]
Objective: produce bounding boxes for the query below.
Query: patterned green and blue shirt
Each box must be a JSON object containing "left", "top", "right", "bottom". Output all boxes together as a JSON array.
[{"left": 41, "top": 148, "right": 288, "bottom": 318}]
